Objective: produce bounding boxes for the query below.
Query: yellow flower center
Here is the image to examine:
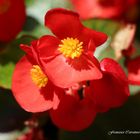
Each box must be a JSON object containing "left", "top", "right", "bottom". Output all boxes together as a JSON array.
[
  {"left": 30, "top": 65, "right": 48, "bottom": 88},
  {"left": 58, "top": 37, "right": 84, "bottom": 59},
  {"left": 0, "top": 0, "right": 10, "bottom": 14}
]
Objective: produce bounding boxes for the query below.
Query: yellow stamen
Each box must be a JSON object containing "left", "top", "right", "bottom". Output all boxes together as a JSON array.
[
  {"left": 58, "top": 37, "right": 84, "bottom": 59},
  {"left": 30, "top": 65, "right": 48, "bottom": 88}
]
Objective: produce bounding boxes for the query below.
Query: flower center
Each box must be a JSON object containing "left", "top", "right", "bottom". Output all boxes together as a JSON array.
[
  {"left": 0, "top": 0, "right": 10, "bottom": 14},
  {"left": 58, "top": 37, "right": 84, "bottom": 59},
  {"left": 30, "top": 65, "right": 48, "bottom": 88}
]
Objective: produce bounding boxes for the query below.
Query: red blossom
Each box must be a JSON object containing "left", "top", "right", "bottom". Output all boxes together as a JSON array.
[
  {"left": 0, "top": 0, "right": 26, "bottom": 42},
  {"left": 11, "top": 8, "right": 130, "bottom": 132},
  {"left": 86, "top": 58, "right": 130, "bottom": 112},
  {"left": 12, "top": 42, "right": 64, "bottom": 112},
  {"left": 36, "top": 8, "right": 108, "bottom": 88},
  {"left": 71, "top": 0, "right": 140, "bottom": 22}
]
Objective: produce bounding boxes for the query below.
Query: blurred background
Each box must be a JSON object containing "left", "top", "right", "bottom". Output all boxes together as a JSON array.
[{"left": 0, "top": 0, "right": 140, "bottom": 140}]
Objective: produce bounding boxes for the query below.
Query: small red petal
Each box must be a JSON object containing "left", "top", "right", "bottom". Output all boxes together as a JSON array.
[
  {"left": 34, "top": 35, "right": 60, "bottom": 60},
  {"left": 79, "top": 27, "right": 108, "bottom": 48},
  {"left": 127, "top": 56, "right": 140, "bottom": 85},
  {"left": 45, "top": 8, "right": 83, "bottom": 39},
  {"left": 20, "top": 36, "right": 60, "bottom": 65},
  {"left": 20, "top": 44, "right": 32, "bottom": 56},
  {"left": 20, "top": 44, "right": 38, "bottom": 65}
]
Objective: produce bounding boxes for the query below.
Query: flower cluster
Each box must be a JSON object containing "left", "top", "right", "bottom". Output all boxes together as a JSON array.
[{"left": 12, "top": 8, "right": 130, "bottom": 131}]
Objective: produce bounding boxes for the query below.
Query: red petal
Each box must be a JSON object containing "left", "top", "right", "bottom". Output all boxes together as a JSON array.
[
  {"left": 79, "top": 27, "right": 108, "bottom": 47},
  {"left": 0, "top": 0, "right": 25, "bottom": 42},
  {"left": 20, "top": 44, "right": 38, "bottom": 65},
  {"left": 127, "top": 56, "right": 140, "bottom": 85},
  {"left": 34, "top": 35, "right": 60, "bottom": 60},
  {"left": 89, "top": 58, "right": 129, "bottom": 112},
  {"left": 20, "top": 36, "right": 60, "bottom": 64},
  {"left": 45, "top": 8, "right": 83, "bottom": 39},
  {"left": 20, "top": 44, "right": 32, "bottom": 55},
  {"left": 12, "top": 56, "right": 63, "bottom": 112},
  {"left": 45, "top": 8, "right": 107, "bottom": 48},
  {"left": 50, "top": 95, "right": 97, "bottom": 131},
  {"left": 40, "top": 54, "right": 102, "bottom": 88}
]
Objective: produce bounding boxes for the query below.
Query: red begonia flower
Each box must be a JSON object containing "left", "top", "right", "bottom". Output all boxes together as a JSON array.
[
  {"left": 71, "top": 0, "right": 139, "bottom": 22},
  {"left": 127, "top": 56, "right": 140, "bottom": 85},
  {"left": 50, "top": 93, "right": 97, "bottom": 131},
  {"left": 12, "top": 45, "right": 64, "bottom": 112},
  {"left": 0, "top": 0, "right": 26, "bottom": 42},
  {"left": 86, "top": 58, "right": 130, "bottom": 112},
  {"left": 36, "top": 8, "right": 107, "bottom": 88}
]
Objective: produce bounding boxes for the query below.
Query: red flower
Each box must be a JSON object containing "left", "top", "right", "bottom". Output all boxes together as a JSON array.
[
  {"left": 12, "top": 41, "right": 64, "bottom": 113},
  {"left": 127, "top": 56, "right": 140, "bottom": 85},
  {"left": 49, "top": 58, "right": 130, "bottom": 131},
  {"left": 50, "top": 87, "right": 97, "bottom": 131},
  {"left": 36, "top": 8, "right": 107, "bottom": 88},
  {"left": 86, "top": 58, "right": 130, "bottom": 112},
  {"left": 13, "top": 38, "right": 98, "bottom": 130},
  {"left": 0, "top": 0, "right": 26, "bottom": 42},
  {"left": 71, "top": 0, "right": 139, "bottom": 22}
]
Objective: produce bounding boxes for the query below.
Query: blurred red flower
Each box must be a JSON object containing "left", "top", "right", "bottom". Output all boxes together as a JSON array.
[
  {"left": 0, "top": 0, "right": 26, "bottom": 42},
  {"left": 12, "top": 40, "right": 64, "bottom": 113},
  {"left": 71, "top": 0, "right": 139, "bottom": 22},
  {"left": 127, "top": 56, "right": 140, "bottom": 85},
  {"left": 37, "top": 8, "right": 107, "bottom": 88}
]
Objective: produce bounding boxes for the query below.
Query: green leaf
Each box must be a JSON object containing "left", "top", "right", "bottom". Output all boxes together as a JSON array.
[
  {"left": 0, "top": 37, "right": 34, "bottom": 89},
  {"left": 83, "top": 19, "right": 120, "bottom": 36},
  {"left": 0, "top": 63, "right": 15, "bottom": 89}
]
